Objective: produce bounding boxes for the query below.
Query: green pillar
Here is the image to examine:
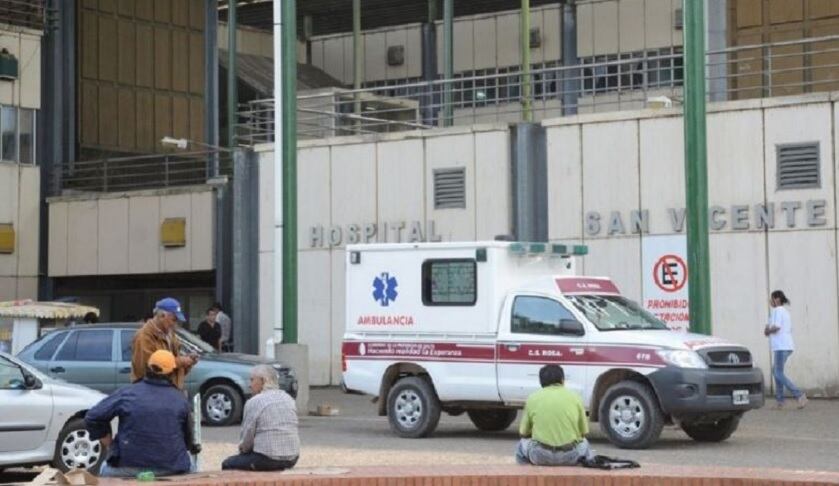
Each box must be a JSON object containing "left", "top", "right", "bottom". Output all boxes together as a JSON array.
[
  {"left": 227, "top": 0, "right": 237, "bottom": 146},
  {"left": 353, "top": 0, "right": 362, "bottom": 118},
  {"left": 683, "top": 0, "right": 711, "bottom": 335},
  {"left": 520, "top": 0, "right": 532, "bottom": 122},
  {"left": 281, "top": 0, "right": 298, "bottom": 344},
  {"left": 442, "top": 0, "right": 453, "bottom": 126}
]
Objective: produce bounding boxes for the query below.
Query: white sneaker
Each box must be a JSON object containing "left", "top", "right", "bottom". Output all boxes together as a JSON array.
[{"left": 796, "top": 394, "right": 808, "bottom": 409}]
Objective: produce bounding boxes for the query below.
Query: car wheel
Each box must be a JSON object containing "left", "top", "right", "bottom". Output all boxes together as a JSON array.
[
  {"left": 682, "top": 415, "right": 741, "bottom": 442},
  {"left": 53, "top": 418, "right": 105, "bottom": 473},
  {"left": 467, "top": 409, "right": 518, "bottom": 431},
  {"left": 598, "top": 380, "right": 664, "bottom": 449},
  {"left": 202, "top": 383, "right": 243, "bottom": 426},
  {"left": 386, "top": 376, "right": 441, "bottom": 438}
]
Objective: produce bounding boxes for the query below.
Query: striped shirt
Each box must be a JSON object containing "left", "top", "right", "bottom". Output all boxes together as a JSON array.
[{"left": 239, "top": 389, "right": 300, "bottom": 460}]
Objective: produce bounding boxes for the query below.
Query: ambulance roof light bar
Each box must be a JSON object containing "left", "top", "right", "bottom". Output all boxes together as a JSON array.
[{"left": 508, "top": 242, "right": 588, "bottom": 257}]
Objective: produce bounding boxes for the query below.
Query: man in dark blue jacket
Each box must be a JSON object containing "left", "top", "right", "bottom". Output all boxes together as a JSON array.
[{"left": 86, "top": 350, "right": 199, "bottom": 477}]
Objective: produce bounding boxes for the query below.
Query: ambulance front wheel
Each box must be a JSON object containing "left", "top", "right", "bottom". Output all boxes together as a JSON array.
[
  {"left": 386, "top": 376, "right": 442, "bottom": 438},
  {"left": 598, "top": 381, "right": 664, "bottom": 449}
]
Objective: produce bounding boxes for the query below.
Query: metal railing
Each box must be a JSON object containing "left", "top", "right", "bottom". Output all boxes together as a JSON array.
[
  {"left": 0, "top": 0, "right": 45, "bottom": 31},
  {"left": 55, "top": 151, "right": 233, "bottom": 194},
  {"left": 236, "top": 35, "right": 839, "bottom": 143}
]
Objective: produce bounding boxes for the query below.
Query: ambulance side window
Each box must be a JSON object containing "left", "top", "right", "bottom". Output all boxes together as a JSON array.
[
  {"left": 511, "top": 296, "right": 583, "bottom": 336},
  {"left": 421, "top": 258, "right": 477, "bottom": 306}
]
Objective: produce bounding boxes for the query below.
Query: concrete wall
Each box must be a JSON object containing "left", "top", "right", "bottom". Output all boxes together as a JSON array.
[
  {"left": 310, "top": 0, "right": 683, "bottom": 86},
  {"left": 0, "top": 163, "right": 39, "bottom": 300},
  {"left": 257, "top": 125, "right": 513, "bottom": 385},
  {"left": 545, "top": 93, "right": 839, "bottom": 396},
  {"left": 0, "top": 25, "right": 41, "bottom": 109},
  {"left": 47, "top": 186, "right": 215, "bottom": 277}
]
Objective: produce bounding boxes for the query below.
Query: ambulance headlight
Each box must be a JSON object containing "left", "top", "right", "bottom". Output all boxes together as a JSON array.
[{"left": 656, "top": 350, "right": 708, "bottom": 369}]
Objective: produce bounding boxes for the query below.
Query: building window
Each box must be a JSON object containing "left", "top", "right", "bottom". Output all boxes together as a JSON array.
[{"left": 0, "top": 106, "right": 36, "bottom": 165}]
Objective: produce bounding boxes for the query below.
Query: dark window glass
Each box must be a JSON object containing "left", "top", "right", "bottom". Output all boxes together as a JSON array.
[
  {"left": 512, "top": 296, "right": 577, "bottom": 335},
  {"left": 19, "top": 109, "right": 34, "bottom": 165},
  {"left": 1, "top": 106, "right": 16, "bottom": 161},
  {"left": 34, "top": 331, "right": 69, "bottom": 361},
  {"left": 421, "top": 259, "right": 477, "bottom": 306},
  {"left": 56, "top": 330, "right": 113, "bottom": 361},
  {"left": 121, "top": 330, "right": 135, "bottom": 362}
]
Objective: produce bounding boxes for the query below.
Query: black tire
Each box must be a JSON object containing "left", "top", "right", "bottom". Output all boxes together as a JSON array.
[
  {"left": 202, "top": 383, "right": 244, "bottom": 426},
  {"left": 386, "top": 376, "right": 441, "bottom": 438},
  {"left": 467, "top": 409, "right": 518, "bottom": 431},
  {"left": 52, "top": 418, "right": 105, "bottom": 473},
  {"left": 682, "top": 415, "right": 740, "bottom": 442},
  {"left": 598, "top": 381, "right": 664, "bottom": 449}
]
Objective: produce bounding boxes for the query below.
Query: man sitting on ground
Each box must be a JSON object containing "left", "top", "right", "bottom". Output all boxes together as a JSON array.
[
  {"left": 516, "top": 364, "right": 594, "bottom": 466},
  {"left": 222, "top": 365, "right": 300, "bottom": 471},
  {"left": 86, "top": 350, "right": 199, "bottom": 477}
]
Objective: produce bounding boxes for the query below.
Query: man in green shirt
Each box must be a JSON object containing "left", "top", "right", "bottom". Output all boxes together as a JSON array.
[{"left": 515, "top": 365, "right": 594, "bottom": 466}]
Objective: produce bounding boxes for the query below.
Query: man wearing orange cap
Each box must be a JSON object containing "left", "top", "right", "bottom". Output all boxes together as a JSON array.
[{"left": 86, "top": 350, "right": 201, "bottom": 477}]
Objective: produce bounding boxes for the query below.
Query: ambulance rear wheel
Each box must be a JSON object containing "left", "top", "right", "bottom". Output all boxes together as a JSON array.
[
  {"left": 598, "top": 381, "right": 664, "bottom": 449},
  {"left": 387, "top": 376, "right": 441, "bottom": 438},
  {"left": 467, "top": 409, "right": 518, "bottom": 432}
]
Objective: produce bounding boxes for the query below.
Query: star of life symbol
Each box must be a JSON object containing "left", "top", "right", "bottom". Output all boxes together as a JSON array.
[{"left": 372, "top": 272, "right": 398, "bottom": 307}]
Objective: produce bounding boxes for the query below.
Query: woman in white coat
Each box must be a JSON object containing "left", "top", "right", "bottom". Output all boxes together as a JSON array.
[{"left": 764, "top": 290, "right": 807, "bottom": 409}]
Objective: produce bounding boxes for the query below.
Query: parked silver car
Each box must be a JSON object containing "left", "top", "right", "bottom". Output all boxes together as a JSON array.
[{"left": 0, "top": 352, "right": 106, "bottom": 472}]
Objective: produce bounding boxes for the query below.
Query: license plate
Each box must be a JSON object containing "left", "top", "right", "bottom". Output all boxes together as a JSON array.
[{"left": 732, "top": 389, "right": 750, "bottom": 405}]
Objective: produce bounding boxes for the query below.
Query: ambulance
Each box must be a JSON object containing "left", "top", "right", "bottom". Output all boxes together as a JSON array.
[{"left": 341, "top": 241, "right": 764, "bottom": 449}]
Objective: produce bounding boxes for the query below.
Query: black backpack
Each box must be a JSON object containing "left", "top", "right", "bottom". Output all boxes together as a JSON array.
[{"left": 579, "top": 455, "right": 641, "bottom": 470}]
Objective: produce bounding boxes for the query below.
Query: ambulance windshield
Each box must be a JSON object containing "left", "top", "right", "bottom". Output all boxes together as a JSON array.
[{"left": 565, "top": 294, "right": 668, "bottom": 331}]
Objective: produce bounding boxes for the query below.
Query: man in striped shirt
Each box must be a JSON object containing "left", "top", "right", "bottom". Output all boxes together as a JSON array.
[{"left": 222, "top": 365, "right": 300, "bottom": 471}]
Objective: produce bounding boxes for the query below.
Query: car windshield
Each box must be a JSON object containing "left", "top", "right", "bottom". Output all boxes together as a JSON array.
[
  {"left": 0, "top": 352, "right": 49, "bottom": 381},
  {"left": 176, "top": 329, "right": 216, "bottom": 354},
  {"left": 565, "top": 294, "right": 668, "bottom": 331}
]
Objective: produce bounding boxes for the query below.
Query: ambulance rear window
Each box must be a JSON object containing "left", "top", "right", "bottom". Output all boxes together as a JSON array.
[{"left": 421, "top": 259, "right": 477, "bottom": 306}]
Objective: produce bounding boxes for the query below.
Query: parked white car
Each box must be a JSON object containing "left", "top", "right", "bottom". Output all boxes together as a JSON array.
[{"left": 0, "top": 352, "right": 106, "bottom": 472}]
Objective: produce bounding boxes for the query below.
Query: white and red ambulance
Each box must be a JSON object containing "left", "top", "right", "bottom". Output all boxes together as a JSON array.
[{"left": 341, "top": 241, "right": 764, "bottom": 449}]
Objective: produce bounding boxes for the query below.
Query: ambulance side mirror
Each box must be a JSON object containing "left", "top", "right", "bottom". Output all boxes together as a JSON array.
[{"left": 558, "top": 319, "right": 585, "bottom": 336}]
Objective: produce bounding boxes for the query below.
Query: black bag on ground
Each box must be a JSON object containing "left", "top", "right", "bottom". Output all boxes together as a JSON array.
[{"left": 578, "top": 455, "right": 641, "bottom": 470}]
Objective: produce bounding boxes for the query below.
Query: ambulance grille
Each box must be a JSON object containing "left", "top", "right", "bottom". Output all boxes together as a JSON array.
[
  {"left": 702, "top": 349, "right": 753, "bottom": 368},
  {"left": 433, "top": 167, "right": 466, "bottom": 209}
]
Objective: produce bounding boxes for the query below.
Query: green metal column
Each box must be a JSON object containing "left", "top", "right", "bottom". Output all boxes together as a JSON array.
[
  {"left": 520, "top": 0, "right": 532, "bottom": 122},
  {"left": 683, "top": 0, "right": 711, "bottom": 335},
  {"left": 353, "top": 0, "right": 362, "bottom": 117},
  {"left": 227, "top": 0, "right": 237, "bottom": 146},
  {"left": 442, "top": 0, "right": 453, "bottom": 126},
  {"left": 281, "top": 0, "right": 298, "bottom": 344}
]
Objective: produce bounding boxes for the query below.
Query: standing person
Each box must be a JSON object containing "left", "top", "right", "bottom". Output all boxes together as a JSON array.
[
  {"left": 222, "top": 365, "right": 299, "bottom": 471},
  {"left": 86, "top": 350, "right": 200, "bottom": 477},
  {"left": 197, "top": 307, "right": 222, "bottom": 351},
  {"left": 213, "top": 302, "right": 233, "bottom": 352},
  {"left": 131, "top": 298, "right": 198, "bottom": 391},
  {"left": 516, "top": 365, "right": 594, "bottom": 466},
  {"left": 764, "top": 290, "right": 807, "bottom": 409}
]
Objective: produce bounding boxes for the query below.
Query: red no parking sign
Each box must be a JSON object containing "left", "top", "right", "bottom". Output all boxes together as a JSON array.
[{"left": 653, "top": 254, "right": 687, "bottom": 293}]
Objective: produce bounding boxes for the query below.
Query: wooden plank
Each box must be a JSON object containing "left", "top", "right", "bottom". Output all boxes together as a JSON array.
[
  {"left": 189, "top": 97, "right": 205, "bottom": 144},
  {"left": 769, "top": 0, "right": 804, "bottom": 24},
  {"left": 98, "top": 15, "right": 118, "bottom": 82},
  {"left": 173, "top": 0, "right": 189, "bottom": 27},
  {"left": 189, "top": 32, "right": 204, "bottom": 95},
  {"left": 155, "top": 0, "right": 171, "bottom": 24},
  {"left": 118, "top": 0, "right": 134, "bottom": 18},
  {"left": 189, "top": 0, "right": 205, "bottom": 31},
  {"left": 172, "top": 30, "right": 189, "bottom": 93},
  {"left": 118, "top": 88, "right": 136, "bottom": 150},
  {"left": 81, "top": 11, "right": 98, "bottom": 80},
  {"left": 154, "top": 94, "right": 173, "bottom": 148},
  {"left": 172, "top": 96, "right": 190, "bottom": 140},
  {"left": 118, "top": 20, "right": 136, "bottom": 85},
  {"left": 99, "top": 0, "right": 115, "bottom": 13},
  {"left": 154, "top": 27, "right": 171, "bottom": 90},
  {"left": 136, "top": 0, "right": 153, "bottom": 21},
  {"left": 136, "top": 90, "right": 155, "bottom": 151},
  {"left": 736, "top": 0, "right": 763, "bottom": 28},
  {"left": 80, "top": 81, "right": 99, "bottom": 146},
  {"left": 136, "top": 24, "right": 154, "bottom": 87},
  {"left": 808, "top": 0, "right": 839, "bottom": 19},
  {"left": 98, "top": 84, "right": 118, "bottom": 148}
]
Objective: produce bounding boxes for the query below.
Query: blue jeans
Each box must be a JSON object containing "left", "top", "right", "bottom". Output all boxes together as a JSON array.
[
  {"left": 773, "top": 350, "right": 802, "bottom": 403},
  {"left": 515, "top": 438, "right": 594, "bottom": 466},
  {"left": 98, "top": 456, "right": 197, "bottom": 478}
]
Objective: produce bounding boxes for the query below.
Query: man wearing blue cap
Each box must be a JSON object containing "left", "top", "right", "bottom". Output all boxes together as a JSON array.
[{"left": 130, "top": 297, "right": 198, "bottom": 390}]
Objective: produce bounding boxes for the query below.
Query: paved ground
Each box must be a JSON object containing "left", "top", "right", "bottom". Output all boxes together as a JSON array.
[
  {"left": 4, "top": 388, "right": 837, "bottom": 483},
  {"left": 200, "top": 387, "right": 839, "bottom": 472}
]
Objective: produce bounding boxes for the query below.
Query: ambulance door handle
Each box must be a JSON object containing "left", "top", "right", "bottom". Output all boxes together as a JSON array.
[{"left": 505, "top": 343, "right": 521, "bottom": 352}]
